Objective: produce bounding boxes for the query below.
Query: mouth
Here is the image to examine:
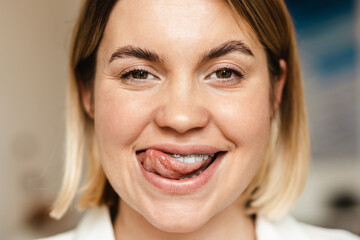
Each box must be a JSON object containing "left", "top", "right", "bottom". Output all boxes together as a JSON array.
[
  {"left": 136, "top": 146, "right": 226, "bottom": 193},
  {"left": 136, "top": 150, "right": 221, "bottom": 180},
  {"left": 166, "top": 152, "right": 218, "bottom": 180}
]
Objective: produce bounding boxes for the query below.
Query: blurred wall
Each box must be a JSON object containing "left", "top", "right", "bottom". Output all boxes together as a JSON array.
[
  {"left": 287, "top": 0, "right": 360, "bottom": 235},
  {"left": 0, "top": 0, "right": 82, "bottom": 239},
  {"left": 0, "top": 0, "right": 359, "bottom": 239}
]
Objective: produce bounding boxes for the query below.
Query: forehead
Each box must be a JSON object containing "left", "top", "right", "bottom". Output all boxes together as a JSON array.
[{"left": 100, "top": 0, "right": 262, "bottom": 60}]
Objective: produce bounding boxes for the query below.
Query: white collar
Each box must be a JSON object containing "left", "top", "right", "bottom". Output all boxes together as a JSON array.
[{"left": 256, "top": 214, "right": 308, "bottom": 240}]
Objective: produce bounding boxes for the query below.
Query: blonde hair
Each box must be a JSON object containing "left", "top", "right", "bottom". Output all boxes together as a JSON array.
[{"left": 50, "top": 0, "right": 310, "bottom": 220}]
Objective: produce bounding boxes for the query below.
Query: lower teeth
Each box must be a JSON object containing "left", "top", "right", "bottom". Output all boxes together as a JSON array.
[{"left": 175, "top": 152, "right": 221, "bottom": 180}]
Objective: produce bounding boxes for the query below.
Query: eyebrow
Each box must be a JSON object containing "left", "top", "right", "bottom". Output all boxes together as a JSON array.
[
  {"left": 108, "top": 40, "right": 254, "bottom": 64},
  {"left": 109, "top": 45, "right": 163, "bottom": 63},
  {"left": 201, "top": 40, "right": 254, "bottom": 63}
]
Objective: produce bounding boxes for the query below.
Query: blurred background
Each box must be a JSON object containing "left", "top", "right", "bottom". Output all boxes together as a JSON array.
[
  {"left": 287, "top": 0, "right": 360, "bottom": 235},
  {"left": 0, "top": 0, "right": 359, "bottom": 239}
]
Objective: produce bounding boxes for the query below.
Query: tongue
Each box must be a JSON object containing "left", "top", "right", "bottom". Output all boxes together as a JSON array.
[{"left": 137, "top": 149, "right": 212, "bottom": 179}]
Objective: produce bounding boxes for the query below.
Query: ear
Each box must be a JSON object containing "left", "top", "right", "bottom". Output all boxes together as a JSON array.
[
  {"left": 271, "top": 59, "right": 287, "bottom": 117},
  {"left": 79, "top": 82, "right": 94, "bottom": 119}
]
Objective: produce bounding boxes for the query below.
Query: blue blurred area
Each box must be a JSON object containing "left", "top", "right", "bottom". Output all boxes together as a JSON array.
[
  {"left": 286, "top": 0, "right": 357, "bottom": 81},
  {"left": 286, "top": 0, "right": 356, "bottom": 30}
]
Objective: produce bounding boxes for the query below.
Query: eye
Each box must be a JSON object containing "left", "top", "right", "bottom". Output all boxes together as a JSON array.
[
  {"left": 216, "top": 69, "right": 233, "bottom": 78},
  {"left": 205, "top": 66, "right": 245, "bottom": 88},
  {"left": 120, "top": 69, "right": 157, "bottom": 80},
  {"left": 131, "top": 70, "right": 148, "bottom": 79},
  {"left": 205, "top": 66, "right": 245, "bottom": 87},
  {"left": 208, "top": 68, "right": 243, "bottom": 79}
]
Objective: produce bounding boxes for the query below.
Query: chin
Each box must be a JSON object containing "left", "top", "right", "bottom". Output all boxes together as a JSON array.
[
  {"left": 143, "top": 203, "right": 211, "bottom": 233},
  {"left": 148, "top": 215, "right": 208, "bottom": 233}
]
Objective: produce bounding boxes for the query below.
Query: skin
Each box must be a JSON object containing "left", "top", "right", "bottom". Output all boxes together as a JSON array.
[{"left": 82, "top": 0, "right": 286, "bottom": 239}]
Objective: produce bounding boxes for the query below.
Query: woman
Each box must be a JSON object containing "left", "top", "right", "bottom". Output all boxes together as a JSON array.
[{"left": 41, "top": 0, "right": 359, "bottom": 239}]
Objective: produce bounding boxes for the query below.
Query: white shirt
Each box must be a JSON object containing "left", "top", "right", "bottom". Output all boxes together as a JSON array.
[{"left": 39, "top": 206, "right": 359, "bottom": 240}]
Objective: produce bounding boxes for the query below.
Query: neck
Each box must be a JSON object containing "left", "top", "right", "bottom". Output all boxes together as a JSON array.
[{"left": 113, "top": 199, "right": 256, "bottom": 240}]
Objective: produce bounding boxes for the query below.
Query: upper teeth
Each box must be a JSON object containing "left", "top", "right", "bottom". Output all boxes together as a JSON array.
[{"left": 166, "top": 153, "right": 214, "bottom": 163}]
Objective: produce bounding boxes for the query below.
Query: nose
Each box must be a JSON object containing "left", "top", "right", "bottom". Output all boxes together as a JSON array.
[{"left": 154, "top": 78, "right": 210, "bottom": 134}]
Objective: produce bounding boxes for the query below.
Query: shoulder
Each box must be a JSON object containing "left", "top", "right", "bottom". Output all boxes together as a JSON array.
[{"left": 256, "top": 215, "right": 360, "bottom": 240}]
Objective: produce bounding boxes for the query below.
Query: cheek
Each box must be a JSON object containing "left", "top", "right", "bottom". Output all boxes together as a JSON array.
[
  {"left": 92, "top": 83, "right": 158, "bottom": 200},
  {"left": 92, "top": 83, "right": 157, "bottom": 180},
  {"left": 94, "top": 87, "right": 151, "bottom": 150},
  {"left": 212, "top": 86, "right": 272, "bottom": 147},
  {"left": 209, "top": 81, "right": 272, "bottom": 197}
]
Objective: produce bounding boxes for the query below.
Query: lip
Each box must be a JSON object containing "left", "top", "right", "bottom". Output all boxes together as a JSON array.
[
  {"left": 136, "top": 146, "right": 226, "bottom": 194},
  {"left": 137, "top": 144, "right": 222, "bottom": 155}
]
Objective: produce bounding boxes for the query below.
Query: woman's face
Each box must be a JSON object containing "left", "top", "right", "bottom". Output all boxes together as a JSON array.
[{"left": 85, "top": 0, "right": 282, "bottom": 233}]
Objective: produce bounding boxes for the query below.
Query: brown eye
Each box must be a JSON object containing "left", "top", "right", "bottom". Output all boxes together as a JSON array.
[
  {"left": 216, "top": 69, "right": 233, "bottom": 78},
  {"left": 132, "top": 71, "right": 148, "bottom": 79},
  {"left": 119, "top": 68, "right": 157, "bottom": 82}
]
